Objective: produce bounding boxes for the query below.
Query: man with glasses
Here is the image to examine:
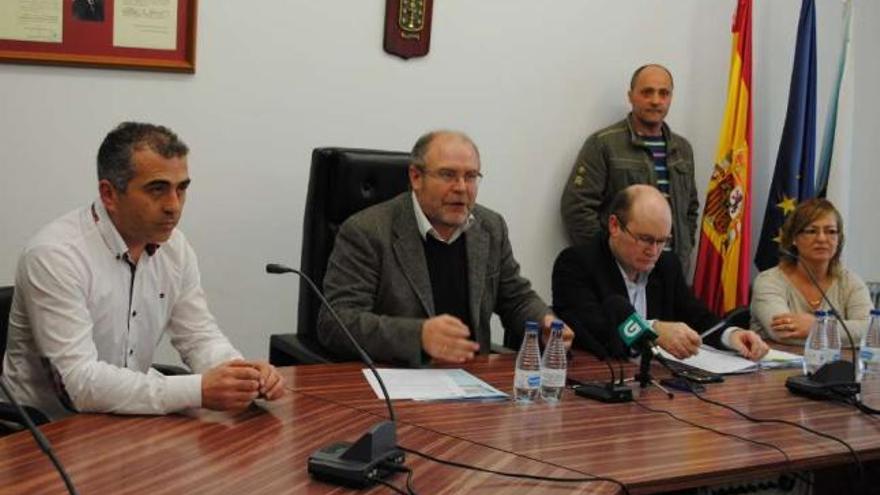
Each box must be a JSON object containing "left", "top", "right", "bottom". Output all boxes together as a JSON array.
[
  {"left": 319, "top": 130, "right": 573, "bottom": 366},
  {"left": 553, "top": 185, "right": 767, "bottom": 360},
  {"left": 561, "top": 64, "right": 700, "bottom": 273}
]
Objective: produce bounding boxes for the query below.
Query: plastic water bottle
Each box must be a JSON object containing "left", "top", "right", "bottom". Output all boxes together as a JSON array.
[
  {"left": 803, "top": 311, "right": 829, "bottom": 375},
  {"left": 541, "top": 320, "right": 567, "bottom": 402},
  {"left": 513, "top": 321, "right": 541, "bottom": 402},
  {"left": 859, "top": 309, "right": 880, "bottom": 382},
  {"left": 823, "top": 314, "right": 843, "bottom": 364}
]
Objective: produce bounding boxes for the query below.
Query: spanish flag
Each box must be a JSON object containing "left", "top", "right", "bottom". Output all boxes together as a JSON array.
[{"left": 692, "top": 0, "right": 752, "bottom": 315}]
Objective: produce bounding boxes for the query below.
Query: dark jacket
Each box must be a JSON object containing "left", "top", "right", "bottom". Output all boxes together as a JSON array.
[{"left": 552, "top": 234, "right": 722, "bottom": 358}]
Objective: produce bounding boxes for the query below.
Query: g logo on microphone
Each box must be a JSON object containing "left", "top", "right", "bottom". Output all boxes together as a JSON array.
[{"left": 618, "top": 314, "right": 647, "bottom": 346}]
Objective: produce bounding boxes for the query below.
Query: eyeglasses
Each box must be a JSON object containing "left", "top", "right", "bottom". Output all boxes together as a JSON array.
[
  {"left": 798, "top": 227, "right": 840, "bottom": 238},
  {"left": 621, "top": 223, "right": 671, "bottom": 249},
  {"left": 419, "top": 167, "right": 483, "bottom": 186}
]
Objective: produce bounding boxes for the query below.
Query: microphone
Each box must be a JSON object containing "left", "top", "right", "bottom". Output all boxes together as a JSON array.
[
  {"left": 565, "top": 298, "right": 633, "bottom": 403},
  {"left": 265, "top": 263, "right": 294, "bottom": 274},
  {"left": 604, "top": 295, "right": 670, "bottom": 390},
  {"left": 778, "top": 249, "right": 860, "bottom": 400},
  {"left": 607, "top": 296, "right": 688, "bottom": 398},
  {"left": 0, "top": 380, "right": 79, "bottom": 495},
  {"left": 605, "top": 295, "right": 658, "bottom": 350},
  {"left": 265, "top": 262, "right": 405, "bottom": 487}
]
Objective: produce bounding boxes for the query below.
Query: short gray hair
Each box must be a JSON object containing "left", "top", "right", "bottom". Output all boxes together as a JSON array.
[{"left": 410, "top": 130, "right": 480, "bottom": 168}]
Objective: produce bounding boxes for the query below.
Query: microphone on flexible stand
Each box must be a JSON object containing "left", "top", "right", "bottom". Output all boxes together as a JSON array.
[
  {"left": 605, "top": 295, "right": 673, "bottom": 398},
  {"left": 777, "top": 249, "right": 860, "bottom": 400},
  {"left": 565, "top": 306, "right": 633, "bottom": 403},
  {"left": 0, "top": 380, "right": 79, "bottom": 495},
  {"left": 265, "top": 263, "right": 404, "bottom": 487}
]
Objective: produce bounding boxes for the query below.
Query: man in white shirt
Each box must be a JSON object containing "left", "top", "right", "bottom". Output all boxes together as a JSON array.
[{"left": 1, "top": 122, "right": 284, "bottom": 420}]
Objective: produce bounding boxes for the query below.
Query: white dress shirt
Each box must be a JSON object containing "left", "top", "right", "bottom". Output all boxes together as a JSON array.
[
  {"left": 615, "top": 261, "right": 737, "bottom": 349},
  {"left": 1, "top": 201, "right": 241, "bottom": 420}
]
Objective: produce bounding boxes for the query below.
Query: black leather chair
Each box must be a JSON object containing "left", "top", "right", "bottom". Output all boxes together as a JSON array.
[
  {"left": 269, "top": 148, "right": 413, "bottom": 365},
  {"left": 1, "top": 286, "right": 50, "bottom": 428}
]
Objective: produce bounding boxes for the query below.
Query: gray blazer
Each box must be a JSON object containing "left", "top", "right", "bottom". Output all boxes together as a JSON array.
[{"left": 318, "top": 192, "right": 550, "bottom": 367}]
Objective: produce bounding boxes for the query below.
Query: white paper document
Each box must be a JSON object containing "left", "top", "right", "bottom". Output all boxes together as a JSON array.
[
  {"left": 0, "top": 0, "right": 63, "bottom": 43},
  {"left": 362, "top": 368, "right": 508, "bottom": 401},
  {"left": 759, "top": 348, "right": 805, "bottom": 369},
  {"left": 114, "top": 0, "right": 178, "bottom": 50},
  {"left": 658, "top": 346, "right": 803, "bottom": 375}
]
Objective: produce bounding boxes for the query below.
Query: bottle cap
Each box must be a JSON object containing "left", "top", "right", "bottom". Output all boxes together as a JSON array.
[
  {"left": 525, "top": 320, "right": 539, "bottom": 332},
  {"left": 814, "top": 310, "right": 827, "bottom": 317},
  {"left": 871, "top": 308, "right": 880, "bottom": 316},
  {"left": 551, "top": 319, "right": 564, "bottom": 330}
]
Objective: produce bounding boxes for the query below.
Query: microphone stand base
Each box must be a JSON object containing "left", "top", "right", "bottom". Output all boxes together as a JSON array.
[
  {"left": 786, "top": 361, "right": 860, "bottom": 401},
  {"left": 572, "top": 382, "right": 633, "bottom": 403},
  {"left": 308, "top": 420, "right": 405, "bottom": 488}
]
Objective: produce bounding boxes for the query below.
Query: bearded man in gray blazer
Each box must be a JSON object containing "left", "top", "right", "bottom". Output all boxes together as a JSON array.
[{"left": 318, "top": 130, "right": 573, "bottom": 367}]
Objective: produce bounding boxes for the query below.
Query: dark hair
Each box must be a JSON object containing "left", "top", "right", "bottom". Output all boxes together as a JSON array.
[
  {"left": 410, "top": 130, "right": 481, "bottom": 169},
  {"left": 607, "top": 187, "right": 637, "bottom": 227},
  {"left": 97, "top": 122, "right": 188, "bottom": 192},
  {"left": 630, "top": 64, "right": 674, "bottom": 90},
  {"left": 779, "top": 198, "right": 845, "bottom": 273}
]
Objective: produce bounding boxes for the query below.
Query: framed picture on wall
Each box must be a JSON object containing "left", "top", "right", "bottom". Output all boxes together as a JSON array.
[{"left": 0, "top": 0, "right": 197, "bottom": 73}]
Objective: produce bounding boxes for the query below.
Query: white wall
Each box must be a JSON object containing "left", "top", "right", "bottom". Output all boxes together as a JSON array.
[{"left": 1, "top": 1, "right": 877, "bottom": 364}]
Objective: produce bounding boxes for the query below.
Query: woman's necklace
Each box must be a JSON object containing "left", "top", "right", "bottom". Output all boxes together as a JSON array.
[
  {"left": 789, "top": 265, "right": 827, "bottom": 309},
  {"left": 800, "top": 272, "right": 827, "bottom": 309}
]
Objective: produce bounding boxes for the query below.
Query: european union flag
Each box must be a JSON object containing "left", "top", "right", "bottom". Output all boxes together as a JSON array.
[{"left": 754, "top": 0, "right": 817, "bottom": 271}]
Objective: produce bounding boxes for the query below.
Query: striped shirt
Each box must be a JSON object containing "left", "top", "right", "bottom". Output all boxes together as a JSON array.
[
  {"left": 641, "top": 135, "right": 669, "bottom": 196},
  {"left": 641, "top": 135, "right": 675, "bottom": 251}
]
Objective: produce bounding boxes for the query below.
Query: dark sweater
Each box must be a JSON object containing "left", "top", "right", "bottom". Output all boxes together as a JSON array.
[{"left": 424, "top": 235, "right": 472, "bottom": 338}]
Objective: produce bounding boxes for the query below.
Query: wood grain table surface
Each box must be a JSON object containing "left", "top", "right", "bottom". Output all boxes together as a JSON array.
[{"left": 0, "top": 351, "right": 877, "bottom": 494}]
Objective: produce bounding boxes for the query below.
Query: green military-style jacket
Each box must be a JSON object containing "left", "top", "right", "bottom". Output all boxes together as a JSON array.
[{"left": 561, "top": 114, "right": 700, "bottom": 272}]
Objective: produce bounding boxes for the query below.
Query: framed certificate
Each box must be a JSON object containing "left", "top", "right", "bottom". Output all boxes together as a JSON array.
[{"left": 0, "top": 0, "right": 197, "bottom": 73}]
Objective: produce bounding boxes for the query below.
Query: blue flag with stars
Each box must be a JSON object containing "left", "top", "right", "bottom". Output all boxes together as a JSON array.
[{"left": 754, "top": 0, "right": 816, "bottom": 271}]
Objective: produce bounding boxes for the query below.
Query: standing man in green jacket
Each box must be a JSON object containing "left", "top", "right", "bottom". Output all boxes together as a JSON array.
[{"left": 561, "top": 64, "right": 700, "bottom": 273}]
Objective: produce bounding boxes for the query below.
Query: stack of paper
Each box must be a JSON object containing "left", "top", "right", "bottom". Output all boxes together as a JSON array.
[
  {"left": 362, "top": 368, "right": 508, "bottom": 401},
  {"left": 657, "top": 346, "right": 803, "bottom": 375}
]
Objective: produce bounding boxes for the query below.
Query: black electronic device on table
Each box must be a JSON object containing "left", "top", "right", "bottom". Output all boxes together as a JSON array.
[
  {"left": 569, "top": 378, "right": 634, "bottom": 403},
  {"left": 660, "top": 376, "right": 706, "bottom": 393},
  {"left": 663, "top": 359, "right": 725, "bottom": 384}
]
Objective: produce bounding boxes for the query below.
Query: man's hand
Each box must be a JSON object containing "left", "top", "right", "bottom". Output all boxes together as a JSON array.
[
  {"left": 653, "top": 321, "right": 701, "bottom": 359},
  {"left": 541, "top": 314, "right": 575, "bottom": 350},
  {"left": 728, "top": 329, "right": 770, "bottom": 361},
  {"left": 201, "top": 360, "right": 261, "bottom": 412},
  {"left": 771, "top": 312, "right": 814, "bottom": 340},
  {"left": 421, "top": 314, "right": 480, "bottom": 363},
  {"left": 242, "top": 360, "right": 286, "bottom": 400}
]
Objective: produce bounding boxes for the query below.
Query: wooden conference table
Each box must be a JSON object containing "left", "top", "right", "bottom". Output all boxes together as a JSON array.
[{"left": 0, "top": 351, "right": 877, "bottom": 494}]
